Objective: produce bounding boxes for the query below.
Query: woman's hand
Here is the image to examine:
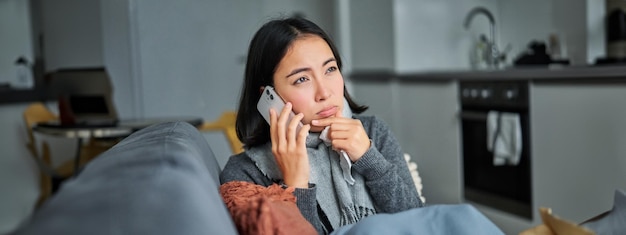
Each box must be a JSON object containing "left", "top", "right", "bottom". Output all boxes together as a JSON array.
[
  {"left": 311, "top": 110, "right": 370, "bottom": 162},
  {"left": 270, "top": 102, "right": 311, "bottom": 188}
]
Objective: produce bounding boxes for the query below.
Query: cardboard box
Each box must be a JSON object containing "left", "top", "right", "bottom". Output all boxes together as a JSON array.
[{"left": 519, "top": 208, "right": 595, "bottom": 235}]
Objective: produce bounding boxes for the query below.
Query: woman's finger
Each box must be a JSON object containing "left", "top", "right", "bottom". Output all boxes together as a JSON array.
[
  {"left": 288, "top": 112, "right": 304, "bottom": 148},
  {"left": 276, "top": 102, "right": 293, "bottom": 151},
  {"left": 269, "top": 108, "right": 278, "bottom": 151}
]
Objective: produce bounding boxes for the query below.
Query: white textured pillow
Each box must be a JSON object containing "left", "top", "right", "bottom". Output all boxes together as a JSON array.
[{"left": 404, "top": 153, "right": 426, "bottom": 203}]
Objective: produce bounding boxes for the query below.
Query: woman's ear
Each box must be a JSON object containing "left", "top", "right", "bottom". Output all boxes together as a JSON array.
[{"left": 259, "top": 86, "right": 265, "bottom": 95}]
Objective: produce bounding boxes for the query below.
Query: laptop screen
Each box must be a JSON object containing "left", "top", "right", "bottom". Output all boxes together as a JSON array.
[
  {"left": 66, "top": 94, "right": 118, "bottom": 126},
  {"left": 69, "top": 95, "right": 110, "bottom": 115}
]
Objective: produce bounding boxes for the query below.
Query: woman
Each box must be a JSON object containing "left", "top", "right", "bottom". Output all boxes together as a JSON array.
[{"left": 219, "top": 17, "right": 423, "bottom": 234}]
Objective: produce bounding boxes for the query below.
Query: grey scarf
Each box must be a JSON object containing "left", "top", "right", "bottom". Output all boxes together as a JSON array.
[{"left": 246, "top": 131, "right": 377, "bottom": 229}]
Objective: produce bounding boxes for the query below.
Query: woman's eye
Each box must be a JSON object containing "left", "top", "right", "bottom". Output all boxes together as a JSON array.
[
  {"left": 293, "top": 76, "right": 308, "bottom": 84},
  {"left": 326, "top": 66, "right": 338, "bottom": 74}
]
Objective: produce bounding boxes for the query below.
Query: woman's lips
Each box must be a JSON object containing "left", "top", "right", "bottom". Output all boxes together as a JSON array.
[{"left": 317, "top": 106, "right": 338, "bottom": 118}]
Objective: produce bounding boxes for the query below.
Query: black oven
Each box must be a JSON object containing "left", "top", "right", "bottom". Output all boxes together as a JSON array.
[{"left": 459, "top": 80, "right": 532, "bottom": 219}]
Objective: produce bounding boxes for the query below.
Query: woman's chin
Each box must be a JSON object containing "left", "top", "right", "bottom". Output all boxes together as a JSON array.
[{"left": 309, "top": 126, "right": 325, "bottom": 133}]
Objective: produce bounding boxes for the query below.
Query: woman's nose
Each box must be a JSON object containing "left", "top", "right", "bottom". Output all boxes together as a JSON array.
[{"left": 315, "top": 82, "right": 331, "bottom": 102}]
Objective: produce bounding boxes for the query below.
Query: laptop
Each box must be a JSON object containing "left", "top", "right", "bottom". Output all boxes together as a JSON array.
[{"left": 57, "top": 94, "right": 119, "bottom": 127}]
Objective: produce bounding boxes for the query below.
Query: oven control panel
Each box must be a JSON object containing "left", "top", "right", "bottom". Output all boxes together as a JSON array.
[{"left": 459, "top": 81, "right": 528, "bottom": 109}]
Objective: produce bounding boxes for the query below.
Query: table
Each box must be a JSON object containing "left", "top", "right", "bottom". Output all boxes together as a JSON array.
[
  {"left": 34, "top": 117, "right": 204, "bottom": 138},
  {"left": 33, "top": 117, "right": 204, "bottom": 175}
]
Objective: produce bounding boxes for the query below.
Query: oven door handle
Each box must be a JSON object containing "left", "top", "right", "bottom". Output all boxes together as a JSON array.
[{"left": 460, "top": 111, "right": 488, "bottom": 121}]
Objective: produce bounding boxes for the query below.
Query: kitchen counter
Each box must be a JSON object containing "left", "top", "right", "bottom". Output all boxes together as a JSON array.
[{"left": 351, "top": 65, "right": 626, "bottom": 83}]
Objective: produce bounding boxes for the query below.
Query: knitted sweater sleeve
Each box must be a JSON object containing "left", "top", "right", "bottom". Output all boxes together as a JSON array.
[
  {"left": 219, "top": 153, "right": 326, "bottom": 234},
  {"left": 352, "top": 116, "right": 424, "bottom": 212}
]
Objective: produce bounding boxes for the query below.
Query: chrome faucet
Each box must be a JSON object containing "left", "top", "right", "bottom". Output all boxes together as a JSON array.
[{"left": 464, "top": 7, "right": 505, "bottom": 69}]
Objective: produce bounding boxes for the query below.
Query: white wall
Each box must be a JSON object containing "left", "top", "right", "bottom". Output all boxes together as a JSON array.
[
  {"left": 393, "top": 0, "right": 498, "bottom": 72},
  {"left": 550, "top": 0, "right": 588, "bottom": 65},
  {"left": 261, "top": 0, "right": 335, "bottom": 37},
  {"left": 586, "top": 0, "right": 606, "bottom": 64},
  {"left": 363, "top": 0, "right": 604, "bottom": 73},
  {"left": 498, "top": 0, "right": 553, "bottom": 66},
  {"left": 350, "top": 0, "right": 395, "bottom": 71},
  {"left": 0, "top": 104, "right": 39, "bottom": 234},
  {"left": 40, "top": 0, "right": 103, "bottom": 71},
  {"left": 114, "top": 0, "right": 335, "bottom": 121},
  {"left": 0, "top": 0, "right": 34, "bottom": 85},
  {"left": 101, "top": 0, "right": 138, "bottom": 119}
]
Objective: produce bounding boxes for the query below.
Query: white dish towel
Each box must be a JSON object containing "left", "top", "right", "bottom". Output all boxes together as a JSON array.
[{"left": 486, "top": 111, "right": 522, "bottom": 166}]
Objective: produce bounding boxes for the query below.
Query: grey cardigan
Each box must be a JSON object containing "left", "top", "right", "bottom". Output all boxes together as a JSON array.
[{"left": 219, "top": 115, "right": 423, "bottom": 234}]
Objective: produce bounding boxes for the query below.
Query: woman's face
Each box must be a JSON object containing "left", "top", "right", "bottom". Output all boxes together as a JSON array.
[{"left": 272, "top": 35, "right": 344, "bottom": 132}]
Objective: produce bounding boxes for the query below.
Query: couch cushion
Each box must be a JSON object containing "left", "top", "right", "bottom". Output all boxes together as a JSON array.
[{"left": 13, "top": 122, "right": 237, "bottom": 235}]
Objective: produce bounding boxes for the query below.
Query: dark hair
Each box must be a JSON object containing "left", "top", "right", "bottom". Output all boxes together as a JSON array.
[{"left": 236, "top": 17, "right": 367, "bottom": 148}]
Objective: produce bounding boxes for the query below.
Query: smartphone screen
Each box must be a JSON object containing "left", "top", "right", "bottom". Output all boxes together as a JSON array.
[{"left": 257, "top": 86, "right": 302, "bottom": 131}]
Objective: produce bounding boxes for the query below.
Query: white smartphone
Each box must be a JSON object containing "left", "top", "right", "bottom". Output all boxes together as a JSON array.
[{"left": 257, "top": 86, "right": 303, "bottom": 131}]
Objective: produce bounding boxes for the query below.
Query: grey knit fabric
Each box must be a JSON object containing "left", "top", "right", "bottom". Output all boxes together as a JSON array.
[
  {"left": 245, "top": 131, "right": 376, "bottom": 230},
  {"left": 220, "top": 115, "right": 424, "bottom": 234}
]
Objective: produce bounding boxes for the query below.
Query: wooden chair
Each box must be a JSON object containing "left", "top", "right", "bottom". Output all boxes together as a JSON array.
[
  {"left": 198, "top": 111, "right": 243, "bottom": 154},
  {"left": 24, "top": 102, "right": 59, "bottom": 207},
  {"left": 23, "top": 102, "right": 113, "bottom": 207}
]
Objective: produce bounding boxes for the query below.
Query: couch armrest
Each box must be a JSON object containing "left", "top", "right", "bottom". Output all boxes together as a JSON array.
[{"left": 12, "top": 122, "right": 237, "bottom": 235}]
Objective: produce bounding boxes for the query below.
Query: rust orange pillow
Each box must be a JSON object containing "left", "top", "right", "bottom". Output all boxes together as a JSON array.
[{"left": 219, "top": 181, "right": 317, "bottom": 235}]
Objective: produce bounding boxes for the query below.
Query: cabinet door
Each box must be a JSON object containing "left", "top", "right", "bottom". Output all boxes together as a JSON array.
[
  {"left": 531, "top": 84, "right": 626, "bottom": 223},
  {"left": 352, "top": 80, "right": 462, "bottom": 204},
  {"left": 396, "top": 81, "right": 461, "bottom": 205}
]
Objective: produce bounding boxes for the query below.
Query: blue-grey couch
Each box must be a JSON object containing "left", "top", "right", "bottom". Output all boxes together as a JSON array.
[{"left": 11, "top": 121, "right": 238, "bottom": 235}]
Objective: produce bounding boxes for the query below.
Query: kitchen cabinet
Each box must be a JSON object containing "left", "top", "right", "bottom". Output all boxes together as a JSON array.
[
  {"left": 350, "top": 74, "right": 462, "bottom": 205},
  {"left": 483, "top": 81, "right": 626, "bottom": 234},
  {"left": 350, "top": 66, "right": 626, "bottom": 234},
  {"left": 395, "top": 80, "right": 462, "bottom": 205},
  {"left": 530, "top": 82, "right": 626, "bottom": 221}
]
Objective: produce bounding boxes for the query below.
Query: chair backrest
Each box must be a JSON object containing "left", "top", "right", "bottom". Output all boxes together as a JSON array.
[
  {"left": 199, "top": 111, "right": 243, "bottom": 154},
  {"left": 23, "top": 102, "right": 59, "bottom": 207},
  {"left": 23, "top": 102, "right": 58, "bottom": 156}
]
